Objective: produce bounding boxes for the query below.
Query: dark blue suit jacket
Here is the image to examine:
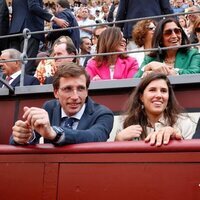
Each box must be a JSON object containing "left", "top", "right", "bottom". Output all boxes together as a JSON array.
[
  {"left": 9, "top": 0, "right": 53, "bottom": 41},
  {"left": 46, "top": 8, "right": 80, "bottom": 50},
  {"left": 10, "top": 74, "right": 40, "bottom": 87},
  {"left": 0, "top": 74, "right": 40, "bottom": 87},
  {"left": 10, "top": 97, "right": 114, "bottom": 145},
  {"left": 116, "top": 0, "right": 173, "bottom": 39},
  {"left": 0, "top": 0, "right": 9, "bottom": 51},
  {"left": 192, "top": 118, "right": 200, "bottom": 139}
]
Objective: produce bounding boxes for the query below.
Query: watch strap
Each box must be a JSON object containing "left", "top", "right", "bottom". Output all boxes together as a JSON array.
[{"left": 51, "top": 126, "right": 64, "bottom": 143}]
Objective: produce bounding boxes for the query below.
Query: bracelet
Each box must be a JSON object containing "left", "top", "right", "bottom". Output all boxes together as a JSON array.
[{"left": 174, "top": 68, "right": 180, "bottom": 75}]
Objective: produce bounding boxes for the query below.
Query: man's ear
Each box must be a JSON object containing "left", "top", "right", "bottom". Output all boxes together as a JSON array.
[
  {"left": 70, "top": 53, "right": 75, "bottom": 62},
  {"left": 54, "top": 89, "right": 59, "bottom": 99}
]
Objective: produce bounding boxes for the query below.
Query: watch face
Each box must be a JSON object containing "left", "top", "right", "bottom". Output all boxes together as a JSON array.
[{"left": 52, "top": 126, "right": 64, "bottom": 143}]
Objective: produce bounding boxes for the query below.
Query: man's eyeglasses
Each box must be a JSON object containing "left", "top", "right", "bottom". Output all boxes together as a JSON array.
[
  {"left": 195, "top": 27, "right": 200, "bottom": 33},
  {"left": 163, "top": 28, "right": 182, "bottom": 36},
  {"left": 59, "top": 86, "right": 87, "bottom": 95}
]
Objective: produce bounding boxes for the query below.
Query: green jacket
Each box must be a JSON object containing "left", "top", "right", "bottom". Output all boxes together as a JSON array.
[{"left": 134, "top": 48, "right": 200, "bottom": 78}]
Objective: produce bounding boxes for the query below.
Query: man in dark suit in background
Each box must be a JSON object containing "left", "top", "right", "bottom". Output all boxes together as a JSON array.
[
  {"left": 116, "top": 0, "right": 173, "bottom": 49},
  {"left": 11, "top": 62, "right": 114, "bottom": 145},
  {"left": 0, "top": 48, "right": 40, "bottom": 87},
  {"left": 9, "top": 0, "right": 68, "bottom": 75},
  {"left": 0, "top": 0, "right": 9, "bottom": 52},
  {"left": 46, "top": 0, "right": 80, "bottom": 51}
]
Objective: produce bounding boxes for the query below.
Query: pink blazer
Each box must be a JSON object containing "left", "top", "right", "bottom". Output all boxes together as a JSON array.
[{"left": 86, "top": 56, "right": 138, "bottom": 80}]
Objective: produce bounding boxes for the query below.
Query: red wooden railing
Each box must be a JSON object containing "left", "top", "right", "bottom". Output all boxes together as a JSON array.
[{"left": 0, "top": 140, "right": 200, "bottom": 200}]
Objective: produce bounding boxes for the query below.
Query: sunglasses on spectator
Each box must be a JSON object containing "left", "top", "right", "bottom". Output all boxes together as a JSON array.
[
  {"left": 195, "top": 27, "right": 200, "bottom": 33},
  {"left": 147, "top": 26, "right": 156, "bottom": 31},
  {"left": 163, "top": 28, "right": 182, "bottom": 36}
]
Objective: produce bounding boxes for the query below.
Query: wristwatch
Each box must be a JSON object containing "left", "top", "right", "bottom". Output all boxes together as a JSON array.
[{"left": 51, "top": 126, "right": 64, "bottom": 143}]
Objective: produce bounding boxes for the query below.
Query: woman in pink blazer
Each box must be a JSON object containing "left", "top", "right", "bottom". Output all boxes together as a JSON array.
[{"left": 86, "top": 27, "right": 138, "bottom": 80}]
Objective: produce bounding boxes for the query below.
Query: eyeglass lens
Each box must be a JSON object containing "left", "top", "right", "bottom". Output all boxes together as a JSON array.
[{"left": 163, "top": 28, "right": 181, "bottom": 36}]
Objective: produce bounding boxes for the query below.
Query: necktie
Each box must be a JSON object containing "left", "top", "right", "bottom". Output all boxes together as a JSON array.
[
  {"left": 2, "top": 76, "right": 12, "bottom": 88},
  {"left": 61, "top": 117, "right": 78, "bottom": 129},
  {"left": 6, "top": 76, "right": 12, "bottom": 82}
]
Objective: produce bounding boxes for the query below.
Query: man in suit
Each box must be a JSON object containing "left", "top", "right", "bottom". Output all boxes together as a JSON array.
[
  {"left": 11, "top": 62, "right": 114, "bottom": 145},
  {"left": 46, "top": 0, "right": 80, "bottom": 51},
  {"left": 116, "top": 0, "right": 173, "bottom": 49},
  {"left": 9, "top": 0, "right": 68, "bottom": 75},
  {"left": 0, "top": 0, "right": 9, "bottom": 52},
  {"left": 35, "top": 41, "right": 77, "bottom": 84},
  {"left": 0, "top": 48, "right": 40, "bottom": 87},
  {"left": 79, "top": 37, "right": 92, "bottom": 68}
]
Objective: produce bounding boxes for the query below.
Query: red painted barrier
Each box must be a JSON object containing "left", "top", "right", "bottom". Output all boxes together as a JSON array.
[{"left": 0, "top": 140, "right": 200, "bottom": 200}]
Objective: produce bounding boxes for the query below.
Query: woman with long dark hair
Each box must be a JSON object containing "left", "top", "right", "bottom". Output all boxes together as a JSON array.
[
  {"left": 115, "top": 73, "right": 197, "bottom": 146},
  {"left": 135, "top": 18, "right": 200, "bottom": 78}
]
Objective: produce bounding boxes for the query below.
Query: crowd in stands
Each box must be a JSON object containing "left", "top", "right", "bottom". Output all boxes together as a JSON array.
[
  {"left": 0, "top": 0, "right": 199, "bottom": 145},
  {"left": 0, "top": 0, "right": 199, "bottom": 84}
]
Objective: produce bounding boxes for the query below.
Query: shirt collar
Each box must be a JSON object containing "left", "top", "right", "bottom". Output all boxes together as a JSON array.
[
  {"left": 10, "top": 70, "right": 21, "bottom": 80},
  {"left": 61, "top": 103, "right": 86, "bottom": 120},
  {"left": 147, "top": 114, "right": 167, "bottom": 128}
]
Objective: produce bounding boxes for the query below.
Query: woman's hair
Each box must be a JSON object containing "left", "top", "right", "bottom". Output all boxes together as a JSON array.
[
  {"left": 192, "top": 17, "right": 200, "bottom": 43},
  {"left": 94, "top": 27, "right": 127, "bottom": 67},
  {"left": 123, "top": 73, "right": 183, "bottom": 139},
  {"left": 132, "top": 19, "right": 156, "bottom": 47},
  {"left": 178, "top": 15, "right": 188, "bottom": 28},
  {"left": 149, "top": 18, "right": 190, "bottom": 60}
]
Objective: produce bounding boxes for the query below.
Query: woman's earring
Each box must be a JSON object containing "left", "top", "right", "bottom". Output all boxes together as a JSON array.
[{"left": 141, "top": 104, "right": 144, "bottom": 109}]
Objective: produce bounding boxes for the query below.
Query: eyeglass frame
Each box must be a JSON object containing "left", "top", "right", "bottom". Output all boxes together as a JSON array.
[
  {"left": 163, "top": 28, "right": 182, "bottom": 36},
  {"left": 58, "top": 85, "right": 87, "bottom": 96}
]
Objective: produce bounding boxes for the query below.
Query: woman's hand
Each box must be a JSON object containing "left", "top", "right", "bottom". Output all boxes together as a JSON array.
[
  {"left": 144, "top": 126, "right": 183, "bottom": 146},
  {"left": 92, "top": 75, "right": 101, "bottom": 81},
  {"left": 115, "top": 125, "right": 142, "bottom": 141},
  {"left": 143, "top": 61, "right": 170, "bottom": 76}
]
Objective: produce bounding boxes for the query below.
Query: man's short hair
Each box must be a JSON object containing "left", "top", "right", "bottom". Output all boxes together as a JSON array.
[
  {"left": 1, "top": 49, "right": 22, "bottom": 68},
  {"left": 53, "top": 62, "right": 90, "bottom": 90},
  {"left": 56, "top": 0, "right": 70, "bottom": 9},
  {"left": 80, "top": 36, "right": 91, "bottom": 45},
  {"left": 1, "top": 48, "right": 21, "bottom": 60},
  {"left": 53, "top": 41, "right": 77, "bottom": 63}
]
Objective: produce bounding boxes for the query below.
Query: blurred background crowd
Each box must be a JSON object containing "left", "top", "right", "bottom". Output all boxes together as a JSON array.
[{"left": 0, "top": 0, "right": 199, "bottom": 85}]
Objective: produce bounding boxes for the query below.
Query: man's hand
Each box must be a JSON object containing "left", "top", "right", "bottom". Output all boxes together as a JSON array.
[
  {"left": 23, "top": 107, "right": 56, "bottom": 140},
  {"left": 12, "top": 120, "right": 33, "bottom": 144},
  {"left": 53, "top": 17, "right": 69, "bottom": 28}
]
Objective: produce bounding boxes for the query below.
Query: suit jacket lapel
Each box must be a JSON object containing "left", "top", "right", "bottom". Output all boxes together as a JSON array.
[
  {"left": 11, "top": 75, "right": 20, "bottom": 87},
  {"left": 77, "top": 97, "right": 94, "bottom": 129},
  {"left": 51, "top": 102, "right": 62, "bottom": 126}
]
